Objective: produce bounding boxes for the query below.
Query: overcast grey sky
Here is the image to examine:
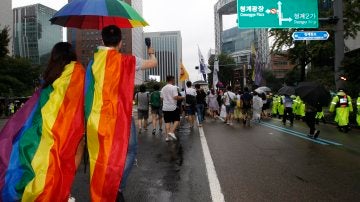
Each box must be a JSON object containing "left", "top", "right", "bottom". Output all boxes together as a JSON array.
[{"left": 13, "top": 0, "right": 237, "bottom": 81}]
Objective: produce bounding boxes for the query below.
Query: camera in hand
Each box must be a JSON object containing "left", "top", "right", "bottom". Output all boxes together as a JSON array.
[{"left": 145, "top": 38, "right": 151, "bottom": 48}]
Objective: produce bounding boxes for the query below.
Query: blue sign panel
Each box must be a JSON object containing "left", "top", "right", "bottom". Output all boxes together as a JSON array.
[{"left": 292, "top": 31, "right": 330, "bottom": 40}]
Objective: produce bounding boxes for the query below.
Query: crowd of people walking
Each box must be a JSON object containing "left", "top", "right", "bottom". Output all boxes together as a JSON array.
[{"left": 135, "top": 82, "right": 360, "bottom": 144}]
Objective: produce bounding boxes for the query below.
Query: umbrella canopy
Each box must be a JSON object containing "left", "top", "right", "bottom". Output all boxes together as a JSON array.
[
  {"left": 278, "top": 86, "right": 295, "bottom": 96},
  {"left": 50, "top": 0, "right": 148, "bottom": 29},
  {"left": 254, "top": 88, "right": 265, "bottom": 94},
  {"left": 256, "top": 86, "right": 271, "bottom": 92},
  {"left": 295, "top": 82, "right": 331, "bottom": 107}
]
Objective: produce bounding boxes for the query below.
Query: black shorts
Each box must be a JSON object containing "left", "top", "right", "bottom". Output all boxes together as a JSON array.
[
  {"left": 163, "top": 109, "right": 180, "bottom": 123},
  {"left": 151, "top": 106, "right": 163, "bottom": 117},
  {"left": 138, "top": 109, "right": 149, "bottom": 120}
]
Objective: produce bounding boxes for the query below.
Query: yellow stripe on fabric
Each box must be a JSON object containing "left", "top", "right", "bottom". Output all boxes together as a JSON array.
[
  {"left": 22, "top": 62, "right": 76, "bottom": 201},
  {"left": 129, "top": 19, "right": 148, "bottom": 27},
  {"left": 87, "top": 50, "right": 107, "bottom": 179}
]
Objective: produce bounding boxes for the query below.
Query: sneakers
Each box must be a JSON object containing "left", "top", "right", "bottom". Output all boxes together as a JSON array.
[
  {"left": 68, "top": 195, "right": 75, "bottom": 202},
  {"left": 168, "top": 132, "right": 177, "bottom": 141},
  {"left": 152, "top": 129, "right": 156, "bottom": 135},
  {"left": 159, "top": 128, "right": 163, "bottom": 134},
  {"left": 165, "top": 137, "right": 171, "bottom": 142},
  {"left": 314, "top": 130, "right": 320, "bottom": 139}
]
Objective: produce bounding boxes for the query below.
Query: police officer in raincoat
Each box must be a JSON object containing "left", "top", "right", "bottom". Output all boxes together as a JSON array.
[
  {"left": 272, "top": 95, "right": 279, "bottom": 117},
  {"left": 329, "top": 90, "right": 353, "bottom": 132}
]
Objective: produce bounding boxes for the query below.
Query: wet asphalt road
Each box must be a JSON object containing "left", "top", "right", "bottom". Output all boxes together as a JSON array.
[
  {"left": 71, "top": 117, "right": 212, "bottom": 202},
  {"left": 204, "top": 117, "right": 360, "bottom": 201},
  {"left": 1, "top": 114, "right": 360, "bottom": 201}
]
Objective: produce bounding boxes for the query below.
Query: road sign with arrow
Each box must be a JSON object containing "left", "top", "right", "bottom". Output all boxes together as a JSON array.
[{"left": 237, "top": 0, "right": 318, "bottom": 29}]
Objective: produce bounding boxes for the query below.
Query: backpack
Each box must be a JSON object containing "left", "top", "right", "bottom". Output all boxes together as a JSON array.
[
  {"left": 136, "top": 92, "right": 149, "bottom": 107},
  {"left": 185, "top": 89, "right": 196, "bottom": 107},
  {"left": 241, "top": 93, "right": 252, "bottom": 109},
  {"left": 150, "top": 91, "right": 161, "bottom": 108},
  {"left": 227, "top": 92, "right": 236, "bottom": 107}
]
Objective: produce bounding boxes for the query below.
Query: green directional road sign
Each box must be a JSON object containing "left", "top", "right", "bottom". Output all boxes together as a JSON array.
[{"left": 237, "top": 0, "right": 318, "bottom": 29}]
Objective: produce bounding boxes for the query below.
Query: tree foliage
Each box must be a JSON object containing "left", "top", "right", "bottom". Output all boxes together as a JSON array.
[
  {"left": 0, "top": 27, "right": 40, "bottom": 97},
  {"left": 0, "top": 56, "right": 40, "bottom": 96},
  {"left": 0, "top": 26, "right": 10, "bottom": 57},
  {"left": 269, "top": 0, "right": 360, "bottom": 88},
  {"left": 262, "top": 69, "right": 283, "bottom": 92},
  {"left": 208, "top": 53, "right": 236, "bottom": 88},
  {"left": 134, "top": 80, "right": 167, "bottom": 94},
  {"left": 342, "top": 49, "right": 360, "bottom": 96}
]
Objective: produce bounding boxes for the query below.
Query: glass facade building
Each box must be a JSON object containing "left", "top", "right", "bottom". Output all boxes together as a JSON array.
[
  {"left": 143, "top": 31, "right": 182, "bottom": 85},
  {"left": 222, "top": 28, "right": 254, "bottom": 55},
  {"left": 13, "top": 4, "right": 62, "bottom": 65}
]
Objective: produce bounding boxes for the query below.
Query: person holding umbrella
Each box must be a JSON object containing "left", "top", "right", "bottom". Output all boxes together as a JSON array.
[
  {"left": 304, "top": 102, "right": 321, "bottom": 139},
  {"left": 282, "top": 94, "right": 294, "bottom": 126},
  {"left": 295, "top": 82, "right": 331, "bottom": 138},
  {"left": 85, "top": 25, "right": 157, "bottom": 201}
]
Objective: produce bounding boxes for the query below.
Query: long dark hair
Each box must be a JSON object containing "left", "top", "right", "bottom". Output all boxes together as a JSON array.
[{"left": 42, "top": 42, "right": 77, "bottom": 88}]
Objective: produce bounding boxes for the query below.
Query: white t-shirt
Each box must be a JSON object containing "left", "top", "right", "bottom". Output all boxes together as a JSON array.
[
  {"left": 161, "top": 84, "right": 178, "bottom": 111},
  {"left": 224, "top": 91, "right": 236, "bottom": 106},
  {"left": 253, "top": 95, "right": 263, "bottom": 110},
  {"left": 185, "top": 88, "right": 197, "bottom": 96},
  {"left": 97, "top": 46, "right": 143, "bottom": 71}
]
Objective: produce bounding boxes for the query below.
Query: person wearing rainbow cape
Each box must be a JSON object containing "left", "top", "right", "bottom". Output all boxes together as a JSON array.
[
  {"left": 85, "top": 25, "right": 157, "bottom": 202},
  {"left": 0, "top": 42, "right": 86, "bottom": 201}
]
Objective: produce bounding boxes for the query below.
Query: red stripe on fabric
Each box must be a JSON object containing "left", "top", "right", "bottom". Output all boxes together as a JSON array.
[
  {"left": 101, "top": 53, "right": 135, "bottom": 200},
  {"left": 64, "top": 16, "right": 134, "bottom": 29},
  {"left": 35, "top": 63, "right": 85, "bottom": 201},
  {"left": 89, "top": 50, "right": 135, "bottom": 201},
  {"left": 90, "top": 50, "right": 121, "bottom": 201}
]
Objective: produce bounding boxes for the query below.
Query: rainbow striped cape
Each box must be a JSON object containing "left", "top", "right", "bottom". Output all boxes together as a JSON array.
[
  {"left": 85, "top": 48, "right": 135, "bottom": 201},
  {"left": 0, "top": 61, "right": 85, "bottom": 202}
]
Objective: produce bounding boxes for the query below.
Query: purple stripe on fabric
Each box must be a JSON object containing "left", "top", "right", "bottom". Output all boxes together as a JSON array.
[
  {"left": 0, "top": 90, "right": 40, "bottom": 190},
  {"left": 53, "top": 0, "right": 108, "bottom": 17}
]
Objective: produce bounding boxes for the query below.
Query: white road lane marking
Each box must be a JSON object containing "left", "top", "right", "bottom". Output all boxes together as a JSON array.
[{"left": 198, "top": 126, "right": 225, "bottom": 202}]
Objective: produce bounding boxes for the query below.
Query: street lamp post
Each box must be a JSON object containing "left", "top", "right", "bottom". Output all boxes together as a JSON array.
[{"left": 334, "top": 0, "right": 345, "bottom": 90}]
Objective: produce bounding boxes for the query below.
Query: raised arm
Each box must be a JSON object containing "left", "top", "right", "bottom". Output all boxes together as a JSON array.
[{"left": 141, "top": 47, "right": 158, "bottom": 70}]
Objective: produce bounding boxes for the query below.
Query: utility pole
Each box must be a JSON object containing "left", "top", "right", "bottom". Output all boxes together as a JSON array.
[{"left": 334, "top": 0, "right": 344, "bottom": 90}]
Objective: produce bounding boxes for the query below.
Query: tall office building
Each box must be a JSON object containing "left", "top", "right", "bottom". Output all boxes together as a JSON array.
[
  {"left": 67, "top": 0, "right": 144, "bottom": 84},
  {"left": 13, "top": 4, "right": 62, "bottom": 65},
  {"left": 222, "top": 27, "right": 269, "bottom": 66},
  {"left": 1, "top": 0, "right": 12, "bottom": 56},
  {"left": 143, "top": 31, "right": 182, "bottom": 85}
]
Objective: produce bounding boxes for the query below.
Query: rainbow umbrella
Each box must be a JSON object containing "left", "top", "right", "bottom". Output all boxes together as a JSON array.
[{"left": 50, "top": 0, "right": 148, "bottom": 29}]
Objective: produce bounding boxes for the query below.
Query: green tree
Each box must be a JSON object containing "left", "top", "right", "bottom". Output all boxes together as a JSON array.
[
  {"left": 269, "top": 0, "right": 360, "bottom": 86},
  {"left": 0, "top": 25, "right": 10, "bottom": 57},
  {"left": 208, "top": 53, "right": 236, "bottom": 88},
  {"left": 262, "top": 69, "right": 283, "bottom": 92},
  {"left": 0, "top": 56, "right": 40, "bottom": 96},
  {"left": 342, "top": 49, "right": 360, "bottom": 96},
  {"left": 0, "top": 27, "right": 40, "bottom": 97}
]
